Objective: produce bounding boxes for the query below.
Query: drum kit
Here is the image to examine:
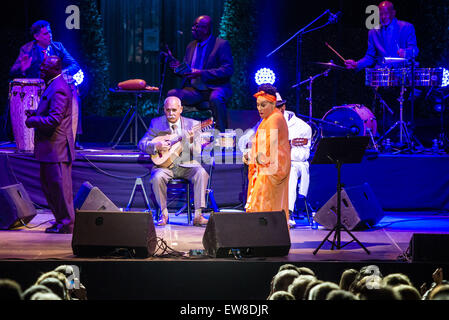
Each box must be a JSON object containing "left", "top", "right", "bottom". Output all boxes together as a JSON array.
[
  {"left": 7, "top": 72, "right": 80, "bottom": 152},
  {"left": 297, "top": 52, "right": 448, "bottom": 153}
]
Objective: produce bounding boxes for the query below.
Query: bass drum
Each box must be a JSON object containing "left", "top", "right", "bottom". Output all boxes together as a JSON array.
[
  {"left": 321, "top": 104, "right": 377, "bottom": 137},
  {"left": 9, "top": 78, "right": 46, "bottom": 152}
]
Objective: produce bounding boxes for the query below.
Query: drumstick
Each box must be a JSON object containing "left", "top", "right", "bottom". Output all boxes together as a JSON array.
[{"left": 325, "top": 42, "right": 346, "bottom": 63}]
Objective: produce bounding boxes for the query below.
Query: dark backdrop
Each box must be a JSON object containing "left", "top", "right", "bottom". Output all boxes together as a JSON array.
[{"left": 1, "top": 0, "right": 448, "bottom": 144}]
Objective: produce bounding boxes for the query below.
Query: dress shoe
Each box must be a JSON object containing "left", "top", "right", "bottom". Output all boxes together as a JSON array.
[
  {"left": 45, "top": 223, "right": 73, "bottom": 234},
  {"left": 156, "top": 214, "right": 169, "bottom": 226},
  {"left": 193, "top": 215, "right": 208, "bottom": 227},
  {"left": 288, "top": 219, "right": 296, "bottom": 229},
  {"left": 75, "top": 142, "right": 84, "bottom": 150}
]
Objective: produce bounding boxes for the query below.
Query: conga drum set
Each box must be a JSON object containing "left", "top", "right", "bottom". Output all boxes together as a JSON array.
[{"left": 8, "top": 74, "right": 80, "bottom": 152}]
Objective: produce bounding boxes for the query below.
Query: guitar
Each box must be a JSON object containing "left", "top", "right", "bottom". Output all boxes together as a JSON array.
[{"left": 151, "top": 118, "right": 214, "bottom": 168}]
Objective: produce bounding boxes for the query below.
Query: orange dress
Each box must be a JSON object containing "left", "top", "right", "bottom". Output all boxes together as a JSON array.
[{"left": 245, "top": 108, "right": 291, "bottom": 220}]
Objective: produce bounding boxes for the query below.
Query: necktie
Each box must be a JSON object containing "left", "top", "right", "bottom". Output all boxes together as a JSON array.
[
  {"left": 171, "top": 124, "right": 178, "bottom": 134},
  {"left": 193, "top": 43, "right": 205, "bottom": 69}
]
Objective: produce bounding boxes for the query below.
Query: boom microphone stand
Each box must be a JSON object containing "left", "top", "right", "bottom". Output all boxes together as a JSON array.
[{"left": 266, "top": 10, "right": 338, "bottom": 115}]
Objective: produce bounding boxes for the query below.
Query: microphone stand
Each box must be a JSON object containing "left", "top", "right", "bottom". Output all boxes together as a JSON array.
[
  {"left": 157, "top": 53, "right": 169, "bottom": 114},
  {"left": 266, "top": 9, "right": 334, "bottom": 115}
]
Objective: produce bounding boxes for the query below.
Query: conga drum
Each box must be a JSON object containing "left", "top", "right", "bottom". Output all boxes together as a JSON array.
[{"left": 9, "top": 79, "right": 46, "bottom": 152}]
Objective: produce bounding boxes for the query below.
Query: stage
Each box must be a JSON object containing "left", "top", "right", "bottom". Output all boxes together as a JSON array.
[
  {"left": 1, "top": 145, "right": 449, "bottom": 299},
  {"left": 1, "top": 209, "right": 449, "bottom": 299}
]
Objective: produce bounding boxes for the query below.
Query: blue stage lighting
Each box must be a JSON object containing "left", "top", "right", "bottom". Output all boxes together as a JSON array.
[
  {"left": 442, "top": 68, "right": 449, "bottom": 87},
  {"left": 73, "top": 69, "right": 84, "bottom": 86},
  {"left": 255, "top": 68, "right": 276, "bottom": 85}
]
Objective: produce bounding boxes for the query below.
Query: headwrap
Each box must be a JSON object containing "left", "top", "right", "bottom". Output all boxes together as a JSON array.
[{"left": 253, "top": 90, "right": 277, "bottom": 103}]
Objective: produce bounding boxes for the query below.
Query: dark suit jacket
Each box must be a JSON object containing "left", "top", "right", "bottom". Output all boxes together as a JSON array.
[
  {"left": 183, "top": 36, "right": 233, "bottom": 92},
  {"left": 138, "top": 116, "right": 201, "bottom": 166},
  {"left": 10, "top": 41, "right": 80, "bottom": 79},
  {"left": 25, "top": 75, "right": 75, "bottom": 163},
  {"left": 357, "top": 18, "right": 419, "bottom": 70}
]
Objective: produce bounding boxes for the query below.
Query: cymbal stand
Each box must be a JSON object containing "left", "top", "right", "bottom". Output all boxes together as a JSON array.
[{"left": 292, "top": 69, "right": 330, "bottom": 123}]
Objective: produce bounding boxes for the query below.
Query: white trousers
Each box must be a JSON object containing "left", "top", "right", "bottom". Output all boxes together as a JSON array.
[{"left": 288, "top": 161, "right": 310, "bottom": 212}]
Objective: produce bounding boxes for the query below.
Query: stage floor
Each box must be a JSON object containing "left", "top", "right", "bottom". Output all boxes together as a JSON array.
[{"left": 2, "top": 210, "right": 449, "bottom": 262}]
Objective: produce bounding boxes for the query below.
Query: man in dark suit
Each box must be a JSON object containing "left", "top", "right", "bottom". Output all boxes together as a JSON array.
[
  {"left": 25, "top": 56, "right": 75, "bottom": 234},
  {"left": 11, "top": 20, "right": 83, "bottom": 148},
  {"left": 167, "top": 15, "right": 234, "bottom": 132},
  {"left": 139, "top": 96, "right": 209, "bottom": 227}
]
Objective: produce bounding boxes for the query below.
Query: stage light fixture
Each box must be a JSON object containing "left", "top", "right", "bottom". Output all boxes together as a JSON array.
[
  {"left": 255, "top": 68, "right": 276, "bottom": 85},
  {"left": 442, "top": 68, "right": 449, "bottom": 87},
  {"left": 73, "top": 69, "right": 84, "bottom": 86}
]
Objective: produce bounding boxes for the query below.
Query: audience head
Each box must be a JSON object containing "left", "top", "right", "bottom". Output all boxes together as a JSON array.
[
  {"left": 339, "top": 268, "right": 359, "bottom": 291},
  {"left": 22, "top": 285, "right": 53, "bottom": 300},
  {"left": 272, "top": 269, "right": 300, "bottom": 293},
  {"left": 297, "top": 267, "right": 315, "bottom": 277},
  {"left": 288, "top": 275, "right": 316, "bottom": 300},
  {"left": 308, "top": 281, "right": 340, "bottom": 300},
  {"left": 392, "top": 284, "right": 421, "bottom": 300},
  {"left": 0, "top": 279, "right": 22, "bottom": 300},
  {"left": 326, "top": 289, "right": 359, "bottom": 300},
  {"left": 268, "top": 291, "right": 295, "bottom": 300},
  {"left": 430, "top": 285, "right": 449, "bottom": 300},
  {"left": 31, "top": 292, "right": 62, "bottom": 300},
  {"left": 382, "top": 273, "right": 413, "bottom": 287},
  {"left": 358, "top": 285, "right": 400, "bottom": 300},
  {"left": 278, "top": 264, "right": 298, "bottom": 273},
  {"left": 304, "top": 279, "right": 324, "bottom": 300},
  {"left": 35, "top": 271, "right": 69, "bottom": 300}
]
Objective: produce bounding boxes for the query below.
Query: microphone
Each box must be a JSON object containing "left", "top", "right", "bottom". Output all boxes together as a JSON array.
[{"left": 328, "top": 11, "right": 342, "bottom": 24}]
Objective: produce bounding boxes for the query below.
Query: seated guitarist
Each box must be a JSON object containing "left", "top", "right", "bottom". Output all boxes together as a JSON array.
[
  {"left": 138, "top": 96, "right": 209, "bottom": 226},
  {"left": 239, "top": 91, "right": 312, "bottom": 228}
]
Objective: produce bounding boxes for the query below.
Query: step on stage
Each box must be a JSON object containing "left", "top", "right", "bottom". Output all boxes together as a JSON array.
[{"left": 1, "top": 145, "right": 449, "bottom": 299}]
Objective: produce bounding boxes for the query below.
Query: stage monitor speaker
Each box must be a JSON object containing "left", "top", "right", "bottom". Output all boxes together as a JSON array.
[
  {"left": 202, "top": 211, "right": 291, "bottom": 258},
  {"left": 0, "top": 183, "right": 36, "bottom": 230},
  {"left": 409, "top": 233, "right": 449, "bottom": 262},
  {"left": 72, "top": 210, "right": 157, "bottom": 258},
  {"left": 74, "top": 181, "right": 120, "bottom": 212},
  {"left": 314, "top": 183, "right": 384, "bottom": 230}
]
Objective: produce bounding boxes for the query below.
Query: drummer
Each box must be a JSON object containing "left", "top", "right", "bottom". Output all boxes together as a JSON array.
[
  {"left": 345, "top": 1, "right": 419, "bottom": 70},
  {"left": 10, "top": 20, "right": 83, "bottom": 148}
]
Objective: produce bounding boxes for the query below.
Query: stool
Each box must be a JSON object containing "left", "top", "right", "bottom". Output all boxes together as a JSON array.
[
  {"left": 167, "top": 178, "right": 193, "bottom": 224},
  {"left": 126, "top": 177, "right": 152, "bottom": 212}
]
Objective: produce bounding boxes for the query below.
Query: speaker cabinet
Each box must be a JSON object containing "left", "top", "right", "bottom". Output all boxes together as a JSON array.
[
  {"left": 314, "top": 183, "right": 384, "bottom": 230},
  {"left": 0, "top": 183, "right": 36, "bottom": 229},
  {"left": 409, "top": 233, "right": 449, "bottom": 262},
  {"left": 72, "top": 210, "right": 157, "bottom": 258},
  {"left": 74, "top": 181, "right": 120, "bottom": 211},
  {"left": 202, "top": 211, "right": 291, "bottom": 258}
]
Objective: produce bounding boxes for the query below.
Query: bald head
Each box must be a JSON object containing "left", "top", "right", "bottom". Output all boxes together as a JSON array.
[
  {"left": 379, "top": 1, "right": 396, "bottom": 26},
  {"left": 164, "top": 96, "right": 183, "bottom": 123},
  {"left": 40, "top": 55, "right": 62, "bottom": 82},
  {"left": 192, "top": 15, "right": 212, "bottom": 42}
]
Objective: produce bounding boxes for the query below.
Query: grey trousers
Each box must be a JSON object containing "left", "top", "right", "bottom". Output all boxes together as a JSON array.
[{"left": 150, "top": 165, "right": 209, "bottom": 212}]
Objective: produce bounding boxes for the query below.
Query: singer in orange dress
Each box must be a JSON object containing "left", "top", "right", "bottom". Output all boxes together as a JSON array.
[{"left": 244, "top": 84, "right": 291, "bottom": 221}]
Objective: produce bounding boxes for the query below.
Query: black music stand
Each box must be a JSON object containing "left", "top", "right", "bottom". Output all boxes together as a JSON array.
[
  {"left": 109, "top": 88, "right": 159, "bottom": 149},
  {"left": 312, "top": 136, "right": 370, "bottom": 255}
]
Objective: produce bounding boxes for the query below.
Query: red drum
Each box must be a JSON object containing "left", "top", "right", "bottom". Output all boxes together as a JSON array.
[
  {"left": 322, "top": 104, "right": 377, "bottom": 137},
  {"left": 9, "top": 79, "right": 45, "bottom": 152}
]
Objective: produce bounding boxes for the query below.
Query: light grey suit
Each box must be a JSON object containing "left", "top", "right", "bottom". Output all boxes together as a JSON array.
[{"left": 138, "top": 116, "right": 209, "bottom": 212}]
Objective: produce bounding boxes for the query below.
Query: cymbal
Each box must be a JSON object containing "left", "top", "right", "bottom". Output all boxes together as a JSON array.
[{"left": 314, "top": 61, "right": 346, "bottom": 70}]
